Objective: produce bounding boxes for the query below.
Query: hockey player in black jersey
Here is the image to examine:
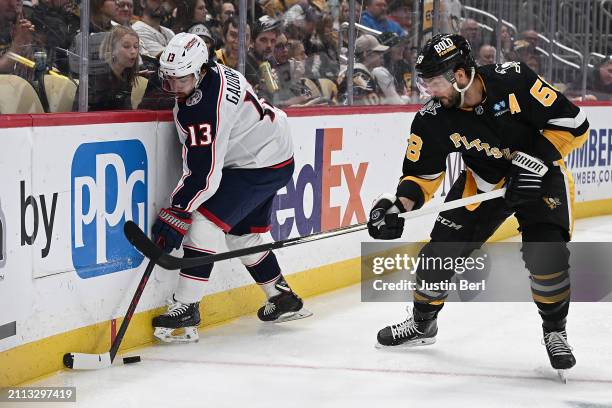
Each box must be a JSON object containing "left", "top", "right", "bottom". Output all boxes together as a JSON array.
[
  {"left": 150, "top": 33, "right": 311, "bottom": 343},
  {"left": 368, "top": 34, "right": 588, "bottom": 380}
]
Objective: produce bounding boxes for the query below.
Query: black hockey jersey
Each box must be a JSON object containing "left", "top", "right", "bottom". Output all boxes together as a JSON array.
[
  {"left": 171, "top": 63, "right": 293, "bottom": 212},
  {"left": 398, "top": 62, "right": 589, "bottom": 209}
]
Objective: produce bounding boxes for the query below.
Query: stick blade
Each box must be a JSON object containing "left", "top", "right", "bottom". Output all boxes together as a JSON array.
[
  {"left": 124, "top": 221, "right": 163, "bottom": 262},
  {"left": 63, "top": 352, "right": 112, "bottom": 370}
]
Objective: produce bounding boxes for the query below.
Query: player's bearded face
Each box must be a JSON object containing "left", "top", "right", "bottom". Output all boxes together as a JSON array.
[
  {"left": 417, "top": 72, "right": 461, "bottom": 108},
  {"left": 162, "top": 74, "right": 197, "bottom": 99}
]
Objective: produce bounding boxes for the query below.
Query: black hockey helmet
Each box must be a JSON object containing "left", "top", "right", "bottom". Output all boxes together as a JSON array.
[{"left": 415, "top": 33, "right": 476, "bottom": 79}]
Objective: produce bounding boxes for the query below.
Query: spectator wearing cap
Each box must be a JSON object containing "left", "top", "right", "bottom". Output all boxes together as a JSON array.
[
  {"left": 245, "top": 16, "right": 282, "bottom": 100},
  {"left": 172, "top": 0, "right": 207, "bottom": 34},
  {"left": 355, "top": 34, "right": 404, "bottom": 104},
  {"left": 338, "top": 34, "right": 386, "bottom": 105},
  {"left": 250, "top": 15, "right": 280, "bottom": 63},
  {"left": 359, "top": 34, "right": 403, "bottom": 104},
  {"left": 132, "top": 0, "right": 175, "bottom": 58},
  {"left": 360, "top": 0, "right": 406, "bottom": 37},
  {"left": 187, "top": 23, "right": 215, "bottom": 59}
]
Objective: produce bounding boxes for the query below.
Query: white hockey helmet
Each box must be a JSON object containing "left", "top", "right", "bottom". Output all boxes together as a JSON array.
[{"left": 159, "top": 32, "right": 209, "bottom": 92}]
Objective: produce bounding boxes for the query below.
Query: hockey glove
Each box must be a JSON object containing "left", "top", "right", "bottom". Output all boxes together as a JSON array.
[
  {"left": 367, "top": 193, "right": 406, "bottom": 240},
  {"left": 505, "top": 151, "right": 549, "bottom": 207},
  {"left": 152, "top": 207, "right": 192, "bottom": 253}
]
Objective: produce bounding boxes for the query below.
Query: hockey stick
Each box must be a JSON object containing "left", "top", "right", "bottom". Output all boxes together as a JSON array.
[
  {"left": 124, "top": 188, "right": 506, "bottom": 271},
  {"left": 63, "top": 259, "right": 155, "bottom": 369}
]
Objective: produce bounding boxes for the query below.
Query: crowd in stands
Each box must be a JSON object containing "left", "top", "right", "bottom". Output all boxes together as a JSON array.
[{"left": 0, "top": 0, "right": 610, "bottom": 113}]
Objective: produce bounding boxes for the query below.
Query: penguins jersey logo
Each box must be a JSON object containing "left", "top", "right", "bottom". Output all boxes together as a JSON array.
[
  {"left": 419, "top": 99, "right": 442, "bottom": 116},
  {"left": 494, "top": 61, "right": 521, "bottom": 75}
]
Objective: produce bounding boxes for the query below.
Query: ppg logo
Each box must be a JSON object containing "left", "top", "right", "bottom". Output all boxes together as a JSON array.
[{"left": 71, "top": 140, "right": 147, "bottom": 278}]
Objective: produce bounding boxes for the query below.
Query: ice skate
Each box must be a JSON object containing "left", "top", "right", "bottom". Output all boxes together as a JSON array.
[
  {"left": 542, "top": 326, "right": 576, "bottom": 383},
  {"left": 257, "top": 278, "right": 312, "bottom": 323},
  {"left": 376, "top": 307, "right": 438, "bottom": 349},
  {"left": 153, "top": 297, "right": 201, "bottom": 343}
]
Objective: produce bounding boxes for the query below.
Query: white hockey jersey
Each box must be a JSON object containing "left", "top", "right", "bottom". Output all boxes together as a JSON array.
[{"left": 171, "top": 63, "right": 294, "bottom": 212}]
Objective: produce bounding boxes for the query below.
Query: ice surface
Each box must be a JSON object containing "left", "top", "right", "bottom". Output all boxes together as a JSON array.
[{"left": 23, "top": 216, "right": 612, "bottom": 407}]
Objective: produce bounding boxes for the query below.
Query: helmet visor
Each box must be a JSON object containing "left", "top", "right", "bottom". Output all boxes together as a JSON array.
[
  {"left": 159, "top": 72, "right": 196, "bottom": 94},
  {"left": 416, "top": 70, "right": 455, "bottom": 98}
]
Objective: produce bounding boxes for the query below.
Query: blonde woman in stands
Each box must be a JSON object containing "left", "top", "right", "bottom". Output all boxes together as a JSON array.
[{"left": 74, "top": 26, "right": 140, "bottom": 111}]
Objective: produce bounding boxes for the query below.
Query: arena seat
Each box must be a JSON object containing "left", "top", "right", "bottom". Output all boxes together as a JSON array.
[
  {"left": 0, "top": 75, "right": 44, "bottom": 114},
  {"left": 44, "top": 74, "right": 77, "bottom": 112},
  {"left": 131, "top": 76, "right": 149, "bottom": 109}
]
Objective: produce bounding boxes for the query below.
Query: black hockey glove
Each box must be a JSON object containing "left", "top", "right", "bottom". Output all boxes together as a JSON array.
[
  {"left": 152, "top": 207, "right": 192, "bottom": 253},
  {"left": 367, "top": 194, "right": 406, "bottom": 240},
  {"left": 505, "top": 151, "right": 549, "bottom": 207}
]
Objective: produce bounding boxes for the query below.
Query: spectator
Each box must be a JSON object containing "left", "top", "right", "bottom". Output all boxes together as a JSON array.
[
  {"left": 387, "top": 0, "right": 412, "bottom": 34},
  {"left": 498, "top": 24, "right": 514, "bottom": 60},
  {"left": 205, "top": 0, "right": 222, "bottom": 17},
  {"left": 91, "top": 0, "right": 117, "bottom": 32},
  {"left": 359, "top": 34, "right": 403, "bottom": 104},
  {"left": 385, "top": 40, "right": 412, "bottom": 100},
  {"left": 246, "top": 15, "right": 280, "bottom": 98},
  {"left": 214, "top": 16, "right": 251, "bottom": 70},
  {"left": 520, "top": 29, "right": 539, "bottom": 49},
  {"left": 511, "top": 38, "right": 537, "bottom": 65},
  {"left": 132, "top": 0, "right": 174, "bottom": 58},
  {"left": 287, "top": 38, "right": 307, "bottom": 62},
  {"left": 523, "top": 54, "right": 540, "bottom": 76},
  {"left": 112, "top": 0, "right": 135, "bottom": 25},
  {"left": 567, "top": 57, "right": 612, "bottom": 101},
  {"left": 360, "top": 0, "right": 406, "bottom": 37},
  {"left": 220, "top": 0, "right": 235, "bottom": 25},
  {"left": 476, "top": 44, "right": 496, "bottom": 66},
  {"left": 338, "top": 34, "right": 390, "bottom": 105},
  {"left": 274, "top": 35, "right": 313, "bottom": 106},
  {"left": 308, "top": 12, "right": 339, "bottom": 80},
  {"left": 76, "top": 25, "right": 140, "bottom": 111},
  {"left": 339, "top": 0, "right": 361, "bottom": 25},
  {"left": 187, "top": 23, "right": 215, "bottom": 59},
  {"left": 459, "top": 18, "right": 481, "bottom": 52},
  {"left": 23, "top": 0, "right": 80, "bottom": 73},
  {"left": 172, "top": 0, "right": 207, "bottom": 34},
  {"left": 0, "top": 0, "right": 35, "bottom": 76}
]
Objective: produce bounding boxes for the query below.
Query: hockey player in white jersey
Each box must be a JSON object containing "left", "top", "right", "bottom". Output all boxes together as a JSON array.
[{"left": 151, "top": 33, "right": 311, "bottom": 343}]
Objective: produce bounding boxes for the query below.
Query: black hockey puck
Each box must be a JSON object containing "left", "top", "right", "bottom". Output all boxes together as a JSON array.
[
  {"left": 63, "top": 353, "right": 74, "bottom": 369},
  {"left": 122, "top": 356, "right": 141, "bottom": 364}
]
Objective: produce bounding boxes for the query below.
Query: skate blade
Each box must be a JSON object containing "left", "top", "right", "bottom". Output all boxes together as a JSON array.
[
  {"left": 375, "top": 337, "right": 436, "bottom": 349},
  {"left": 557, "top": 369, "right": 569, "bottom": 384},
  {"left": 154, "top": 327, "right": 199, "bottom": 343},
  {"left": 271, "top": 308, "right": 313, "bottom": 323}
]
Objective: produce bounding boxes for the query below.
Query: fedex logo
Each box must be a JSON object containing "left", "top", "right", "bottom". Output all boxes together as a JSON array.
[{"left": 271, "top": 128, "right": 368, "bottom": 241}]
